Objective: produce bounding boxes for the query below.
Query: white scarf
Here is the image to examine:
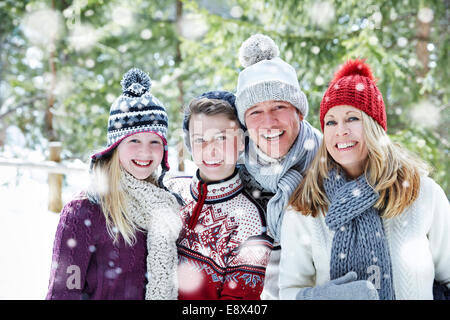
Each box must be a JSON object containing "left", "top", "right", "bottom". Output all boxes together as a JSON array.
[{"left": 120, "top": 169, "right": 182, "bottom": 300}]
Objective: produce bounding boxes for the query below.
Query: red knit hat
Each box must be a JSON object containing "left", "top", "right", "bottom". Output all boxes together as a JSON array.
[{"left": 319, "top": 59, "right": 387, "bottom": 131}]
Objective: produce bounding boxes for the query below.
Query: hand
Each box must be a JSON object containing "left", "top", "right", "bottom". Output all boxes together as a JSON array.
[{"left": 295, "top": 271, "right": 379, "bottom": 300}]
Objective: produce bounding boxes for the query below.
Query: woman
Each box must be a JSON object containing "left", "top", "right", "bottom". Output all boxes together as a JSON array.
[
  {"left": 46, "top": 68, "right": 181, "bottom": 300},
  {"left": 279, "top": 59, "right": 450, "bottom": 300}
]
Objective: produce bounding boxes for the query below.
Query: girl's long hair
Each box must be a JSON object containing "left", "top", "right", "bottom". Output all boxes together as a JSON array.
[
  {"left": 289, "top": 112, "right": 430, "bottom": 218},
  {"left": 89, "top": 149, "right": 157, "bottom": 246}
]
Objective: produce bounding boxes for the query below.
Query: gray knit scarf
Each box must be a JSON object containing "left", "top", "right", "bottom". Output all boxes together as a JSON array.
[
  {"left": 244, "top": 120, "right": 321, "bottom": 242},
  {"left": 120, "top": 169, "right": 182, "bottom": 300},
  {"left": 324, "top": 168, "right": 395, "bottom": 300}
]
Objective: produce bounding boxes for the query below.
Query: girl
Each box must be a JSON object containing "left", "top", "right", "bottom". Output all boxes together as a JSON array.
[
  {"left": 279, "top": 59, "right": 450, "bottom": 300},
  {"left": 46, "top": 68, "right": 182, "bottom": 300}
]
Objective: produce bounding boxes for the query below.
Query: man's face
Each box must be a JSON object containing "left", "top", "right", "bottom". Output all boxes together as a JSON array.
[{"left": 244, "top": 100, "right": 302, "bottom": 159}]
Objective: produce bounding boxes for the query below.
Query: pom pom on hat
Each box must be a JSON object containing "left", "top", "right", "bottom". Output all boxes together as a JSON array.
[
  {"left": 91, "top": 67, "right": 170, "bottom": 170},
  {"left": 332, "top": 59, "right": 375, "bottom": 82},
  {"left": 320, "top": 58, "right": 387, "bottom": 131},
  {"left": 120, "top": 68, "right": 152, "bottom": 94},
  {"left": 239, "top": 34, "right": 280, "bottom": 68}
]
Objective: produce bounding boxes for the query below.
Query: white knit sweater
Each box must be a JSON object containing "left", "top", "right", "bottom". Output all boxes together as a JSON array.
[{"left": 279, "top": 176, "right": 450, "bottom": 300}]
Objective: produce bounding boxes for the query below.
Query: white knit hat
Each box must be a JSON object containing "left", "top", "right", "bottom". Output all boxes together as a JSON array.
[{"left": 236, "top": 34, "right": 309, "bottom": 126}]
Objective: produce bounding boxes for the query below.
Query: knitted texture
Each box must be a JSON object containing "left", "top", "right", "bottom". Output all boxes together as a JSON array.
[
  {"left": 323, "top": 168, "right": 395, "bottom": 300},
  {"left": 236, "top": 34, "right": 309, "bottom": 126},
  {"left": 243, "top": 120, "right": 322, "bottom": 242},
  {"left": 236, "top": 79, "right": 309, "bottom": 126},
  {"left": 166, "top": 170, "right": 273, "bottom": 300},
  {"left": 46, "top": 193, "right": 148, "bottom": 300},
  {"left": 320, "top": 59, "right": 387, "bottom": 131},
  {"left": 239, "top": 34, "right": 279, "bottom": 68},
  {"left": 91, "top": 68, "right": 170, "bottom": 171},
  {"left": 120, "top": 169, "right": 182, "bottom": 300}
]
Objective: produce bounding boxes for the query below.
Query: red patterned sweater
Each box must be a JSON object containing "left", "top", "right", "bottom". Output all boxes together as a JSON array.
[{"left": 166, "top": 169, "right": 273, "bottom": 300}]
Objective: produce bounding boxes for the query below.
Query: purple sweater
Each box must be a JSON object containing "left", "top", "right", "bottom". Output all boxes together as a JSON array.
[{"left": 46, "top": 192, "right": 147, "bottom": 300}]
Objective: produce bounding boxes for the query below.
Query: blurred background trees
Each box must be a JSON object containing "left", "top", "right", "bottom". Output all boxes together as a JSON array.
[{"left": 0, "top": 0, "right": 448, "bottom": 195}]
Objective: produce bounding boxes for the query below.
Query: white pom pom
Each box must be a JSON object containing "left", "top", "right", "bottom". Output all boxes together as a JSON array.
[{"left": 239, "top": 34, "right": 280, "bottom": 68}]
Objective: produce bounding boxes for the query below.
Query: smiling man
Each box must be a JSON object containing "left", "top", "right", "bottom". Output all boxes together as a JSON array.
[{"left": 235, "top": 34, "right": 322, "bottom": 299}]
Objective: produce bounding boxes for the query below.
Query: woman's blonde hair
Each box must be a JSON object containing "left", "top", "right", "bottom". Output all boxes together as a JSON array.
[
  {"left": 289, "top": 111, "right": 430, "bottom": 218},
  {"left": 90, "top": 149, "right": 157, "bottom": 246}
]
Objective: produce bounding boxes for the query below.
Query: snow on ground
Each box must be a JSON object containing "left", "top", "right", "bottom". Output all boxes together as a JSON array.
[
  {"left": 0, "top": 166, "right": 87, "bottom": 299},
  {"left": 0, "top": 150, "right": 196, "bottom": 299},
  {"left": 0, "top": 126, "right": 197, "bottom": 299}
]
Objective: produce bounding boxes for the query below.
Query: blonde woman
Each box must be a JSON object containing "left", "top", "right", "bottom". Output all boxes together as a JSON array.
[
  {"left": 46, "top": 68, "right": 182, "bottom": 300},
  {"left": 279, "top": 59, "right": 450, "bottom": 300}
]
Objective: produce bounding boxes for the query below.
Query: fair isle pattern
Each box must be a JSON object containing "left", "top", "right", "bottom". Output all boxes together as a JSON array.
[
  {"left": 90, "top": 68, "right": 170, "bottom": 170},
  {"left": 166, "top": 172, "right": 273, "bottom": 298},
  {"left": 178, "top": 250, "right": 264, "bottom": 288},
  {"left": 107, "top": 95, "right": 168, "bottom": 147},
  {"left": 172, "top": 173, "right": 270, "bottom": 268},
  {"left": 190, "top": 176, "right": 244, "bottom": 203}
]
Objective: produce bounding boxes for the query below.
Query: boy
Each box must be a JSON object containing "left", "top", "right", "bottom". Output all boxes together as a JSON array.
[{"left": 166, "top": 91, "right": 273, "bottom": 300}]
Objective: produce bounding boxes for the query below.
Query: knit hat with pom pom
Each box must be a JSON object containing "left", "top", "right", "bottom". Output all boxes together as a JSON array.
[
  {"left": 320, "top": 59, "right": 387, "bottom": 131},
  {"left": 91, "top": 68, "right": 170, "bottom": 171},
  {"left": 236, "top": 34, "right": 309, "bottom": 126}
]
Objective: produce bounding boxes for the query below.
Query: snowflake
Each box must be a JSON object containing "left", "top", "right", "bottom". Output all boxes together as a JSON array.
[
  {"left": 228, "top": 280, "right": 237, "bottom": 289},
  {"left": 397, "top": 37, "right": 408, "bottom": 48},
  {"left": 315, "top": 76, "right": 325, "bottom": 86},
  {"left": 303, "top": 139, "right": 316, "bottom": 150},
  {"left": 311, "top": 46, "right": 320, "bottom": 55},
  {"left": 112, "top": 6, "right": 134, "bottom": 27},
  {"left": 23, "top": 8, "right": 63, "bottom": 46},
  {"left": 355, "top": 83, "right": 365, "bottom": 91},
  {"left": 418, "top": 8, "right": 434, "bottom": 23},
  {"left": 230, "top": 6, "right": 243, "bottom": 19},
  {"left": 67, "top": 238, "right": 77, "bottom": 248},
  {"left": 140, "top": 29, "right": 153, "bottom": 40},
  {"left": 177, "top": 262, "right": 204, "bottom": 294},
  {"left": 68, "top": 23, "right": 98, "bottom": 52},
  {"left": 352, "top": 188, "right": 361, "bottom": 197},
  {"left": 308, "top": 1, "right": 335, "bottom": 28},
  {"left": 410, "top": 100, "right": 441, "bottom": 129},
  {"left": 178, "top": 13, "right": 208, "bottom": 40}
]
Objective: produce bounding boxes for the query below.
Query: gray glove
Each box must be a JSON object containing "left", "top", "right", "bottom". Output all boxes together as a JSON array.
[{"left": 295, "top": 271, "right": 379, "bottom": 300}]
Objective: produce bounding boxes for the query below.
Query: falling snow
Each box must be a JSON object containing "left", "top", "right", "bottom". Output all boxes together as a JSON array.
[
  {"left": 308, "top": 1, "right": 335, "bottom": 28},
  {"left": 417, "top": 8, "right": 434, "bottom": 23},
  {"left": 303, "top": 139, "right": 316, "bottom": 150},
  {"left": 410, "top": 100, "right": 441, "bottom": 129}
]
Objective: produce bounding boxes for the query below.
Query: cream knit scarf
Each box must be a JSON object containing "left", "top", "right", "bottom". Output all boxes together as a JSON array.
[{"left": 120, "top": 169, "right": 182, "bottom": 300}]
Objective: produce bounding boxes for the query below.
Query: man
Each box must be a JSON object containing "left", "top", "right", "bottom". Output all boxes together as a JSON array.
[{"left": 235, "top": 34, "right": 322, "bottom": 299}]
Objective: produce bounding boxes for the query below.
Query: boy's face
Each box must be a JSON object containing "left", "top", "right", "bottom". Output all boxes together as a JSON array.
[{"left": 189, "top": 113, "right": 244, "bottom": 183}]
